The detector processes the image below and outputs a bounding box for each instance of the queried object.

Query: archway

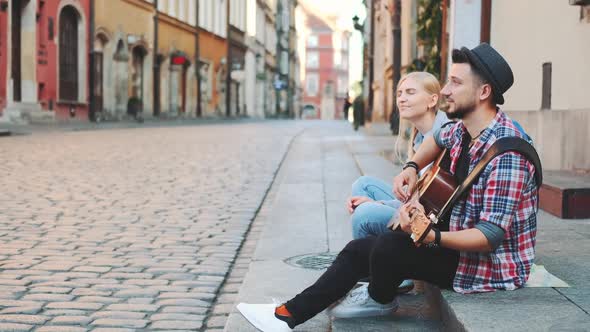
[131,46,147,101]
[93,32,109,115]
[113,39,129,117]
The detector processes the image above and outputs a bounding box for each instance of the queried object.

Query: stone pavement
[0,120,304,331]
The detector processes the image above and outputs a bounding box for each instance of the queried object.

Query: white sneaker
[397,279,415,294]
[328,284,399,318]
[237,303,293,332]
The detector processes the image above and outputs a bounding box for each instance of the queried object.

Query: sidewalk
[0,116,255,136]
[223,120,590,331]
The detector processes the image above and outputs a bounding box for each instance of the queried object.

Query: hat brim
[460,47,505,105]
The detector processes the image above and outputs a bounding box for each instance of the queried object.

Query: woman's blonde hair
[397,71,441,112]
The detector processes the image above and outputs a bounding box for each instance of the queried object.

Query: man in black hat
[235,44,540,332]
[392,42,540,293]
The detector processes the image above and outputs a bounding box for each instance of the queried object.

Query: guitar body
[389,150,457,245]
[416,150,457,225]
[396,136,542,246]
[417,155,457,220]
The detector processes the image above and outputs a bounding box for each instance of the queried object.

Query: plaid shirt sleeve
[434,122,457,150]
[479,152,532,231]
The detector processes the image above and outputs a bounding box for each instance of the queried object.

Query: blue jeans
[351,176,402,240]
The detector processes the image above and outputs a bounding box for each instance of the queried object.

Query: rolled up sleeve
[479,152,532,232]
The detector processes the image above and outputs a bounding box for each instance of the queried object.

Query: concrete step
[539,170,590,219]
[0,102,56,124]
[432,209,590,331]
[332,290,442,332]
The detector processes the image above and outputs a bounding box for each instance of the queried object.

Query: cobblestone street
[0,121,302,331]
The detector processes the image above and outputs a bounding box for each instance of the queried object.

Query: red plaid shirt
[435,110,539,293]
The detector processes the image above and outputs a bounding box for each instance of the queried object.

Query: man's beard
[444,98,477,120]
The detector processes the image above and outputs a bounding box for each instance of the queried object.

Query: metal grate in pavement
[284,252,339,270]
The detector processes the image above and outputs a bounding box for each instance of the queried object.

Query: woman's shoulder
[433,111,453,131]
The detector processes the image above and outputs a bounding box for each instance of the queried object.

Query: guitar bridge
[429,213,439,224]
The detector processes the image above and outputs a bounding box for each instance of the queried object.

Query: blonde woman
[348,72,448,238]
[346,72,449,293]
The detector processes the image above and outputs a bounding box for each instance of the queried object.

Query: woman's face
[396,77,438,121]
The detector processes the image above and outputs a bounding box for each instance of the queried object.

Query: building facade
[244,0,269,118]
[0,0,91,122]
[155,0,198,118]
[228,0,246,117]
[94,0,154,120]
[0,0,293,124]
[198,0,229,117]
[274,0,297,118]
[264,0,277,117]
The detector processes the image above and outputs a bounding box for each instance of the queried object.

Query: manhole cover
[284,252,338,270]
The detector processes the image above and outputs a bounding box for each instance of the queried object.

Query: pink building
[299,5,350,120]
[0,0,91,122]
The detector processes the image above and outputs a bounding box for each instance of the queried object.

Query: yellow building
[94,0,155,119]
[198,0,230,117]
[156,0,198,117]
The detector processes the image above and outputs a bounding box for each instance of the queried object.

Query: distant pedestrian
[352,95,364,131]
[343,94,352,120]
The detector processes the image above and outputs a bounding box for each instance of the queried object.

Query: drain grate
[284,252,339,270]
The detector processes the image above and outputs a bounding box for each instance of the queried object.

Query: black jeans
[284,231,459,326]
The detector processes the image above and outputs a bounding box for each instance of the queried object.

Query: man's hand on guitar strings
[398,203,414,235]
[399,201,427,235]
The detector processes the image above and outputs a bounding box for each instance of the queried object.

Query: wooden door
[94,52,103,112]
[59,6,78,101]
[11,0,22,102]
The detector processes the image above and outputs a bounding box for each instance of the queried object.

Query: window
[59,6,78,101]
[168,0,177,17]
[178,0,187,22]
[188,0,196,26]
[334,50,341,68]
[306,74,319,97]
[307,52,319,68]
[307,34,318,47]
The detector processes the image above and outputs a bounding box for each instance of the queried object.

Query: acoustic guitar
[389,137,543,246]
[388,150,455,246]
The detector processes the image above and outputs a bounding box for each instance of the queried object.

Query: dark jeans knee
[368,232,413,303]
[370,231,413,265]
[336,236,376,276]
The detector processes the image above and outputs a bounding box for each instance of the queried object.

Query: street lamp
[352,15,364,32]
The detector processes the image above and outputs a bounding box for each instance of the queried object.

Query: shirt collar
[456,109,504,155]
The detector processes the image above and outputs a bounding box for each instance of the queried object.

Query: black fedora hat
[460,43,514,105]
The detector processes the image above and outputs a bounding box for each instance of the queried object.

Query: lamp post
[353,1,374,124]
[390,0,401,135]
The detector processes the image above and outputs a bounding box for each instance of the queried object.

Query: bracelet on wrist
[403,161,419,172]
[433,228,441,246]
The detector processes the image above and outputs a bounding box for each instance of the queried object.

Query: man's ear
[479,84,493,102]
